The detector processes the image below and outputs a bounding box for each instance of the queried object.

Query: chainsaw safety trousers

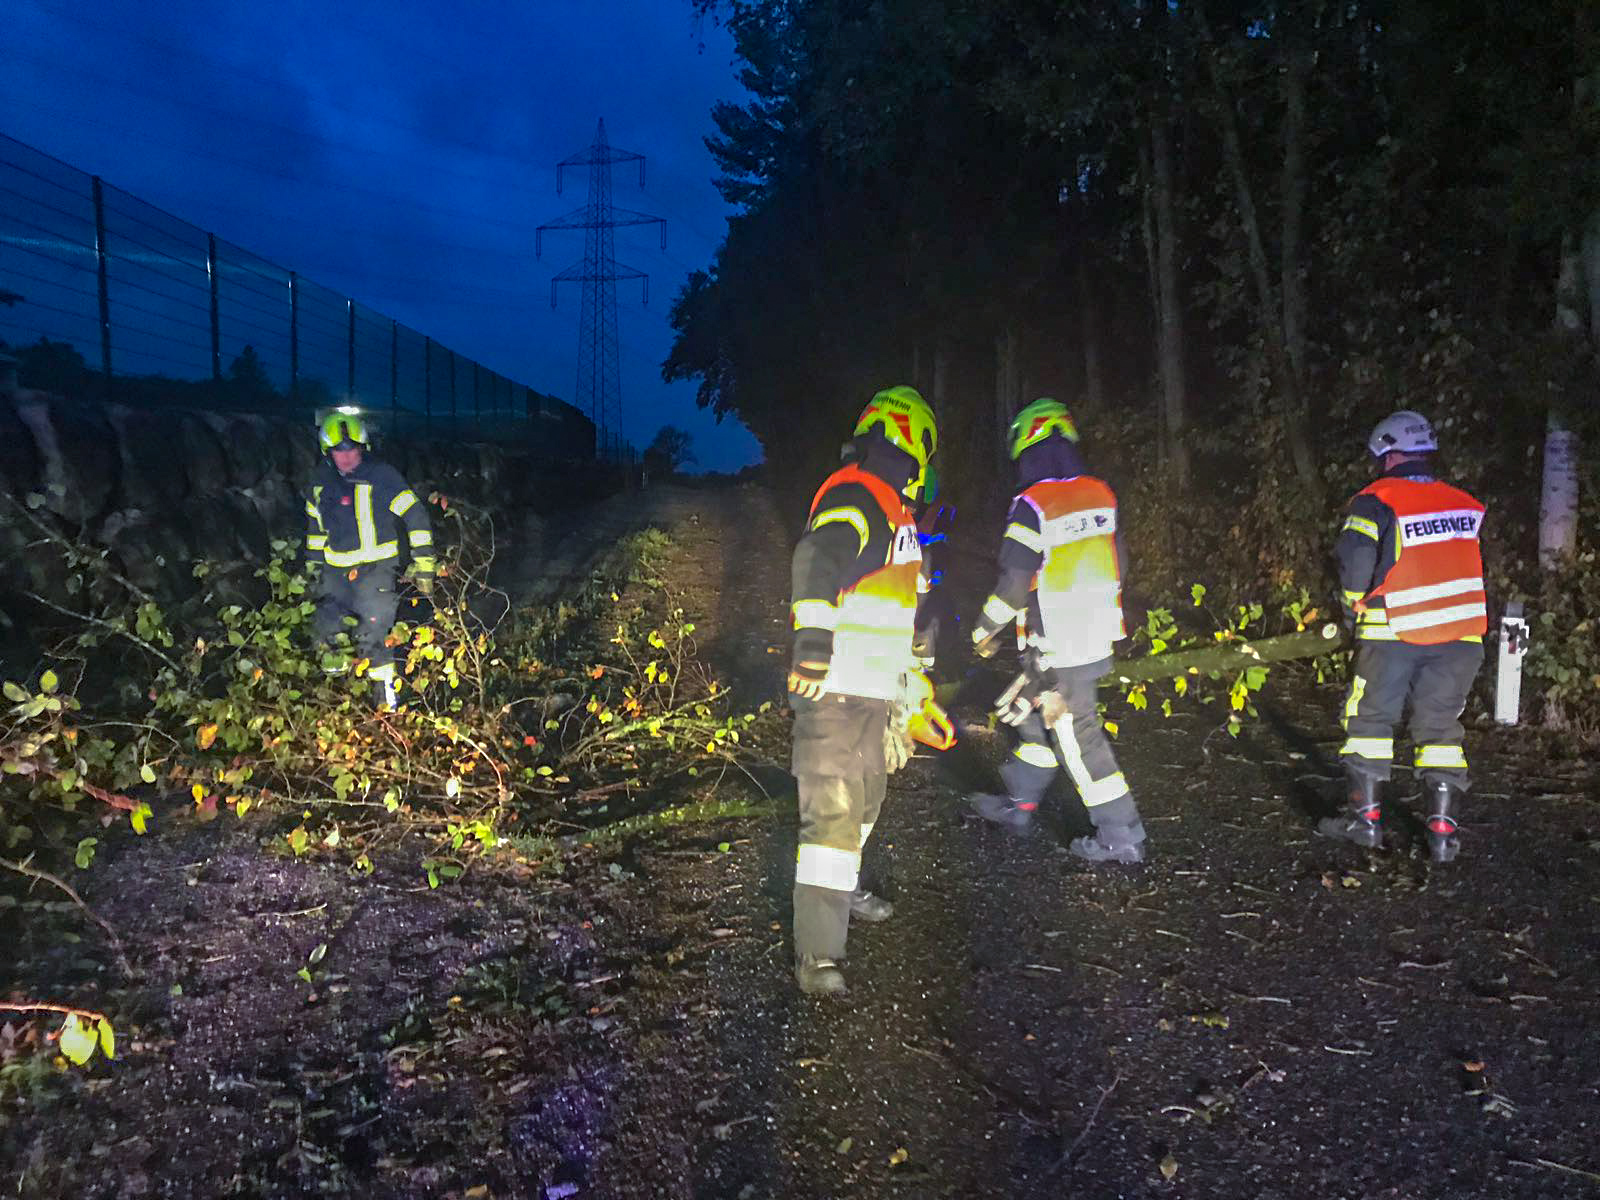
[999,661,1139,828]
[791,695,889,964]
[1340,641,1482,790]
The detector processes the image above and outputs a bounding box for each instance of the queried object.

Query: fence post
[347,298,356,403]
[207,232,221,381]
[424,336,433,430]
[289,270,300,404]
[449,350,457,426]
[389,320,398,419]
[90,176,112,390]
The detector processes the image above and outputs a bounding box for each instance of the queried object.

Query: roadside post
[1494,600,1529,725]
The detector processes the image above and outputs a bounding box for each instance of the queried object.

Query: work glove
[884,704,916,774]
[993,672,1041,726]
[787,661,829,701]
[911,617,940,670]
[972,623,1004,660]
[414,573,435,598]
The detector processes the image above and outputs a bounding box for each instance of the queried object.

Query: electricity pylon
[536,119,664,454]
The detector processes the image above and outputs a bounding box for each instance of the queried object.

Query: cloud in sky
[2,0,761,469]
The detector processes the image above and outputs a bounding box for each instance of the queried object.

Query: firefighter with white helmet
[1324,410,1487,861]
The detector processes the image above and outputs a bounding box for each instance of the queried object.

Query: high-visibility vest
[1359,476,1486,645]
[807,465,922,700]
[1020,476,1125,667]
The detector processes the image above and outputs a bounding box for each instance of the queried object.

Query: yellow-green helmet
[319,410,370,452]
[1008,397,1078,460]
[854,385,938,470]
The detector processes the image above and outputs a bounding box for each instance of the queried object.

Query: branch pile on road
[1,494,778,1064]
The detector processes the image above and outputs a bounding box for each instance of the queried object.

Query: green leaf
[58,1015,97,1065]
[297,967,313,983]
[1190,583,1206,606]
[38,669,59,695]
[96,1018,115,1060]
[130,802,152,835]
[74,837,98,869]
[140,764,157,784]
[2,681,27,703]
[308,942,328,965]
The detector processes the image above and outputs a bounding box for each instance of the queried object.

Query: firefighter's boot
[1317,772,1384,848]
[1070,794,1147,864]
[849,889,894,922]
[1425,779,1461,863]
[793,882,851,997]
[794,956,848,996]
[967,793,1036,834]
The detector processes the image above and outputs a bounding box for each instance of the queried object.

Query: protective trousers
[312,563,400,689]
[1340,640,1483,789]
[790,694,889,964]
[1003,661,1138,830]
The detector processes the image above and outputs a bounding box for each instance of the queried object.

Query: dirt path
[584,485,1600,1199]
[5,484,1598,1199]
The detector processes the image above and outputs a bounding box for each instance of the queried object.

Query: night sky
[2,0,762,470]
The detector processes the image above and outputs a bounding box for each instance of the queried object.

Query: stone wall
[0,387,623,637]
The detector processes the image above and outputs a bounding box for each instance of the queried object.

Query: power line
[2,94,542,237]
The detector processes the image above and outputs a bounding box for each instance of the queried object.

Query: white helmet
[1367,410,1437,458]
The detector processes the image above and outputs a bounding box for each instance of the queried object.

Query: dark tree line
[668,3,1600,611]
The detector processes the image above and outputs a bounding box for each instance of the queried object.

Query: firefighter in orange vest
[967,399,1147,864]
[787,385,935,996]
[1322,410,1486,862]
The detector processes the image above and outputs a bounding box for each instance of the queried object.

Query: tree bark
[1542,230,1584,567]
[1281,40,1311,388]
[1151,108,1190,489]
[1196,5,1322,504]
[1077,253,1106,414]
[1107,623,1343,683]
[1539,27,1595,570]
[995,324,1020,474]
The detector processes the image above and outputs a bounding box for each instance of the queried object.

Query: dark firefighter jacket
[305,458,435,575]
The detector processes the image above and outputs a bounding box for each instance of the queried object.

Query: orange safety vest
[807,465,922,700]
[1019,476,1125,667]
[1359,476,1487,645]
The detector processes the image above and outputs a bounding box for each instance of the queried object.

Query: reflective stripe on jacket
[1357,476,1486,645]
[1020,476,1125,667]
[306,460,435,574]
[801,465,921,700]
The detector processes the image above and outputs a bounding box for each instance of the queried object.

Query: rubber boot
[1317,772,1384,848]
[1425,779,1460,863]
[1070,794,1147,864]
[849,889,894,922]
[967,793,1036,834]
[794,883,851,997]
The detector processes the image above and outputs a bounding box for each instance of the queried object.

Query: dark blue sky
[3,0,761,470]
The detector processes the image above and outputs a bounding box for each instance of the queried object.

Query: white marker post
[1494,600,1529,725]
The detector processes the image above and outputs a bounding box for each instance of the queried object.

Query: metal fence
[0,133,598,456]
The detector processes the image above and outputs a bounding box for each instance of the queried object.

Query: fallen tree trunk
[1107,622,1344,683]
[935,623,1345,708]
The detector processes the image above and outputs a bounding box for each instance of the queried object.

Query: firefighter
[966,398,1147,864]
[305,411,435,707]
[788,385,936,996]
[1322,411,1486,862]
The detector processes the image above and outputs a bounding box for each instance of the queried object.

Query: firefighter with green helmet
[787,385,937,996]
[305,410,434,707]
[966,398,1148,863]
